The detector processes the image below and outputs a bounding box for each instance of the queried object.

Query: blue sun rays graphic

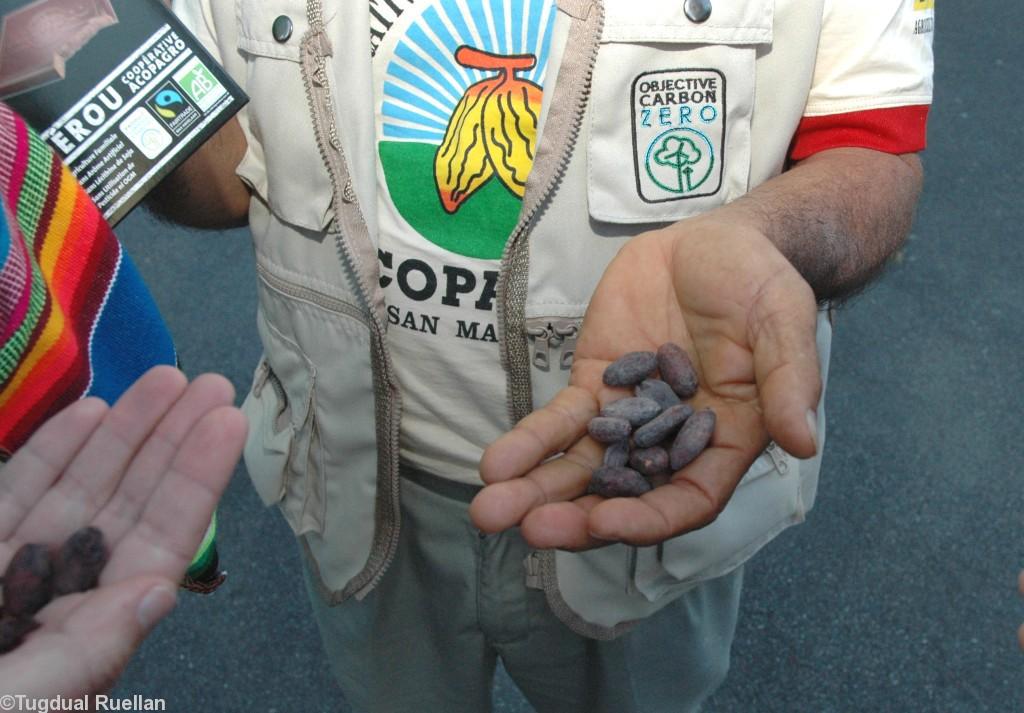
[381,0,556,143]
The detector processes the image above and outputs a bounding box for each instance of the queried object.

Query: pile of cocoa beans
[587,343,715,498]
[0,526,108,653]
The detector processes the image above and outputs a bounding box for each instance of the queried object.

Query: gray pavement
[110,3,1022,711]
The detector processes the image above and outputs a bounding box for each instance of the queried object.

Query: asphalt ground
[110,3,1021,711]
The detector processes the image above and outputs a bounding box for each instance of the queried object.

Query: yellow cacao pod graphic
[435,46,543,214]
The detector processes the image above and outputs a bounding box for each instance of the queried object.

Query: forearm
[711,147,924,303]
[147,117,251,230]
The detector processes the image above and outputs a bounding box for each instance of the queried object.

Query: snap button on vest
[272,15,294,43]
[683,0,712,23]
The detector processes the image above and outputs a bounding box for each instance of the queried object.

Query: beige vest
[205,0,837,638]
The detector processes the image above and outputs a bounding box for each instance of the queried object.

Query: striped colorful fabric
[0,101,176,458]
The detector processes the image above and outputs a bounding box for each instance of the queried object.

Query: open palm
[0,367,245,696]
[471,219,821,549]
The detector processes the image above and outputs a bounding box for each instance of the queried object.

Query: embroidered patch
[631,69,725,204]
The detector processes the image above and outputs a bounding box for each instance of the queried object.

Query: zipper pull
[766,441,791,476]
[551,320,579,370]
[526,318,582,372]
[252,359,271,397]
[526,322,552,371]
[523,552,543,590]
[625,547,638,595]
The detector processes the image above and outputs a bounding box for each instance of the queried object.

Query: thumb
[8,576,178,697]
[750,272,821,459]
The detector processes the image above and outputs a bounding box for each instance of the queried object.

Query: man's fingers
[15,367,189,543]
[587,404,762,545]
[471,441,602,533]
[750,273,821,459]
[520,497,607,551]
[586,450,748,545]
[0,398,108,543]
[91,373,236,548]
[102,405,245,584]
[480,386,598,484]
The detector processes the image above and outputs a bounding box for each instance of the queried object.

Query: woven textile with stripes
[0,101,176,458]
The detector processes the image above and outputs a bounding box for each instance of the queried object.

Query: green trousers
[302,465,743,713]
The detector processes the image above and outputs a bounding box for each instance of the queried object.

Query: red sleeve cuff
[788,105,930,161]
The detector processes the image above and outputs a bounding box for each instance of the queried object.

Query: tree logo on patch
[646,128,715,195]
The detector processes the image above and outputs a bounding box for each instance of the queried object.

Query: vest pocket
[631,444,801,602]
[234,0,334,231]
[241,307,326,537]
[587,0,774,224]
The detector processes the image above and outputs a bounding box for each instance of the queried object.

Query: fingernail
[806,409,819,455]
[137,584,177,632]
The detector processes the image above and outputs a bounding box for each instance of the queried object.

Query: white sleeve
[804,0,934,117]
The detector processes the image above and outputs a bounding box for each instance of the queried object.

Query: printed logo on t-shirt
[370,1,557,479]
[631,68,725,204]
[373,0,556,260]
[912,0,935,34]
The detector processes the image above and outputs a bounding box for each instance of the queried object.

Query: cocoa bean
[603,439,631,468]
[669,408,716,471]
[602,351,657,387]
[54,527,109,596]
[587,416,632,443]
[600,397,661,427]
[0,615,40,654]
[587,466,652,498]
[2,544,54,619]
[635,379,681,410]
[657,343,699,399]
[629,446,670,477]
[632,404,693,448]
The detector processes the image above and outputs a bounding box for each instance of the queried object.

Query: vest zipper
[498,1,605,427]
[491,2,631,641]
[301,0,402,602]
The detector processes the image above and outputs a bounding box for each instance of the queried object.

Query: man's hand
[470,217,820,550]
[0,367,246,696]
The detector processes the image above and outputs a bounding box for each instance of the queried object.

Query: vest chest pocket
[234,0,334,232]
[587,0,773,224]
